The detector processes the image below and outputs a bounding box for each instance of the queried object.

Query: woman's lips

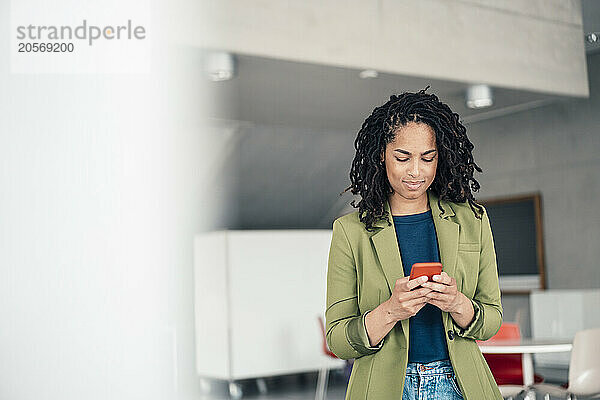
[403,180,424,190]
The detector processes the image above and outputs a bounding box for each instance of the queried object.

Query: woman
[325,87,503,400]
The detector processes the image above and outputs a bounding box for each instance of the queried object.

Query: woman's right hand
[384,276,433,322]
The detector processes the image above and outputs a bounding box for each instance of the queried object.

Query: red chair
[477,323,544,399]
[481,323,523,385]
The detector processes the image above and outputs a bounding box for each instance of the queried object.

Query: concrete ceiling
[206,53,576,132]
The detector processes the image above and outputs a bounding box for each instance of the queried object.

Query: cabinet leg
[256,378,267,395]
[199,378,211,394]
[228,381,243,399]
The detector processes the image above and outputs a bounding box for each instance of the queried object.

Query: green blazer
[325,189,503,400]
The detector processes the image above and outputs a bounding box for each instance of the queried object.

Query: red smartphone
[409,262,443,282]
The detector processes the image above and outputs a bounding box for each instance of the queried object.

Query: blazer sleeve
[451,206,503,341]
[325,219,384,360]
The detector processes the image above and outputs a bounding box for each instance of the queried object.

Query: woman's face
[381,121,438,202]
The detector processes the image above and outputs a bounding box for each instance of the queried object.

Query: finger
[421,281,448,293]
[405,296,429,309]
[408,287,433,298]
[428,298,449,312]
[403,289,430,302]
[426,294,446,304]
[432,272,454,286]
[406,276,428,291]
[425,291,440,300]
[426,291,453,302]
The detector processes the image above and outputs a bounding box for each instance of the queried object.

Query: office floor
[199,369,348,400]
[199,366,582,400]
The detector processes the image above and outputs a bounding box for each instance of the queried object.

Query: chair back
[490,322,521,341]
[569,327,600,396]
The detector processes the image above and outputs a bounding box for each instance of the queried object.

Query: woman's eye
[395,157,435,162]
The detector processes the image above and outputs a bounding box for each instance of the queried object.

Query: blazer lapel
[371,201,410,339]
[371,200,404,295]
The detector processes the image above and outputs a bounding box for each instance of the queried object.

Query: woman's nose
[409,159,420,177]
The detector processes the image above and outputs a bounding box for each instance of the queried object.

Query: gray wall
[464,52,600,335]
[468,53,600,292]
[232,124,355,229]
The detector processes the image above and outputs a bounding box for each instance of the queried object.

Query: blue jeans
[402,359,464,400]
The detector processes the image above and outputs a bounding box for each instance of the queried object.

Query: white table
[478,338,572,391]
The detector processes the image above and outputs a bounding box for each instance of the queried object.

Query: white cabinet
[193,230,345,380]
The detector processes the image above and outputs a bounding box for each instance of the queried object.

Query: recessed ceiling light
[586,32,598,44]
[466,84,493,109]
[204,51,236,81]
[359,69,379,79]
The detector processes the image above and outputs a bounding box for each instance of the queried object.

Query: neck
[388,192,430,216]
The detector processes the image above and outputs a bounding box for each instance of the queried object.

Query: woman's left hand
[421,271,464,313]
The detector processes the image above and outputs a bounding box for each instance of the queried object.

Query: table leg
[522,353,536,400]
[522,353,534,386]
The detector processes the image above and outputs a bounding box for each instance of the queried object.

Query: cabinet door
[228,230,343,378]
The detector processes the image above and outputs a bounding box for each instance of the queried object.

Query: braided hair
[341,86,484,232]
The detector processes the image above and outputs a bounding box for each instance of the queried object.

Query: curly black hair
[341,86,484,232]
